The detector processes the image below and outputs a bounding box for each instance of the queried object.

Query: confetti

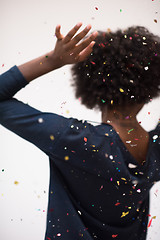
[120,9,122,12]
[121,211,129,218]
[128,128,134,133]
[45,56,48,58]
[132,180,139,185]
[2,64,4,67]
[2,169,4,172]
[78,210,82,215]
[153,135,158,140]
[99,185,103,190]
[14,181,19,185]
[84,137,87,142]
[64,156,69,161]
[112,234,118,238]
[38,118,43,123]
[57,233,61,236]
[115,202,121,206]
[119,88,124,92]
[144,66,149,70]
[50,135,54,141]
[148,218,152,228]
[154,19,157,23]
[91,61,96,65]
[95,7,98,10]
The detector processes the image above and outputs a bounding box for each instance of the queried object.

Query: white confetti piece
[128,163,137,168]
[38,118,43,123]
[153,135,158,140]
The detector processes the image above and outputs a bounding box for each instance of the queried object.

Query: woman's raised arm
[18,23,98,83]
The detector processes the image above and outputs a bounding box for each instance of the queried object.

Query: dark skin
[102,103,149,165]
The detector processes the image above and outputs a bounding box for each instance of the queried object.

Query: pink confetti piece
[112,234,118,238]
[57,233,61,236]
[91,61,96,65]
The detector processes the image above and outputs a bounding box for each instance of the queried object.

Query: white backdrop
[0,0,160,239]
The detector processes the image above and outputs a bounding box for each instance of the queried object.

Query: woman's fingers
[63,22,83,43]
[74,31,98,56]
[54,23,98,64]
[65,24,92,51]
[55,25,64,40]
[77,41,96,62]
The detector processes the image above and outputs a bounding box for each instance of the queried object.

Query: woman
[0,23,159,240]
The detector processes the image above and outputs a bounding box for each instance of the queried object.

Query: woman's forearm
[17,50,59,83]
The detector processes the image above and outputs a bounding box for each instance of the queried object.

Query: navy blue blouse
[0,66,160,240]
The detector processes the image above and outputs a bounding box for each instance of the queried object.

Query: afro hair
[71,26,160,111]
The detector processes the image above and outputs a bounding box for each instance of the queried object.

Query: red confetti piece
[115,202,121,206]
[148,218,152,228]
[84,137,87,142]
[148,112,150,115]
[112,234,118,238]
[154,19,157,23]
[95,7,98,10]
[47,238,51,240]
[2,64,4,67]
[91,61,96,65]
[99,43,105,47]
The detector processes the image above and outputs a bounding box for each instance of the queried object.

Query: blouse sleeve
[0,66,71,157]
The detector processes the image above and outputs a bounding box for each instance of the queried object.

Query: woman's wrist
[17,50,63,83]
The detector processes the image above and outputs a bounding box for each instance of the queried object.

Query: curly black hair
[71,26,160,111]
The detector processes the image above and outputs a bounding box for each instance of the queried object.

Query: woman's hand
[52,22,98,67]
[18,23,98,83]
